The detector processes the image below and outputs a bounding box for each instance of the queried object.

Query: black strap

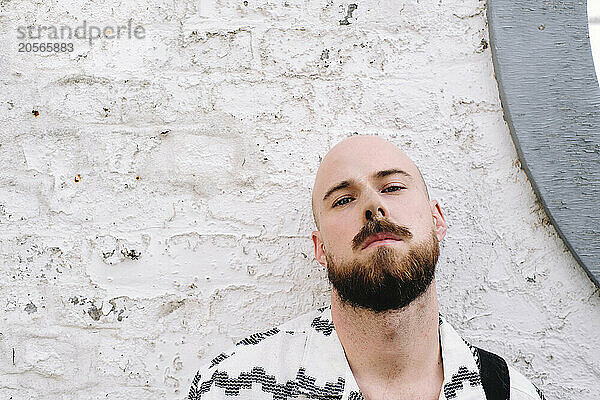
[476,347,510,400]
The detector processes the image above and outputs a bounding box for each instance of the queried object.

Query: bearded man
[188,136,545,400]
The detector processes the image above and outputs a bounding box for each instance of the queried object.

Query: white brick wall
[0,1,598,398]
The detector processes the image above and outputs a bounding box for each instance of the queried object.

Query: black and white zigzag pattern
[210,352,233,369]
[463,340,481,370]
[188,367,345,400]
[191,312,550,400]
[348,391,364,400]
[443,366,481,399]
[236,328,280,346]
[311,316,335,336]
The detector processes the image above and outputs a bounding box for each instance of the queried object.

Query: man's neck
[330,282,443,400]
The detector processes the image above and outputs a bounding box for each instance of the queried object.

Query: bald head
[311,136,429,228]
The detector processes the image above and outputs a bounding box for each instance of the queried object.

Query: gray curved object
[487,0,600,287]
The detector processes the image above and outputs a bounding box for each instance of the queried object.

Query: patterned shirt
[189,306,545,400]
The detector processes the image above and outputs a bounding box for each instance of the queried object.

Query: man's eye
[333,197,353,207]
[382,185,405,193]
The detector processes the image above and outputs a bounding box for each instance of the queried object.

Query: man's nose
[365,207,385,221]
[364,195,386,221]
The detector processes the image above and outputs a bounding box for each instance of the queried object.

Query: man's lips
[361,232,402,249]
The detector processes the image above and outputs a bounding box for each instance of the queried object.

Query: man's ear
[430,200,447,242]
[311,230,327,267]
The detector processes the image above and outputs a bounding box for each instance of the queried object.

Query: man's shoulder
[188,307,333,400]
[474,344,545,400]
[203,307,321,368]
[445,318,546,400]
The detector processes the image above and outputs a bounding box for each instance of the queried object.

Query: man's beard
[325,219,439,313]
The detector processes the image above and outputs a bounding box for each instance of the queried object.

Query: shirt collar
[438,316,487,400]
[302,307,487,400]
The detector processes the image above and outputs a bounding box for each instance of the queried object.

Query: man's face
[311,136,447,312]
[325,226,440,312]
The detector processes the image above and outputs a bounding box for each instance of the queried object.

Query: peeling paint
[24,302,37,314]
[0,1,596,399]
[339,4,358,26]
[87,304,102,321]
[120,248,141,261]
[160,300,185,317]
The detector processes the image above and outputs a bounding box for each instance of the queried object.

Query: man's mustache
[352,217,413,251]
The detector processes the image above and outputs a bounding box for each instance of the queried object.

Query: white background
[1,1,599,399]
